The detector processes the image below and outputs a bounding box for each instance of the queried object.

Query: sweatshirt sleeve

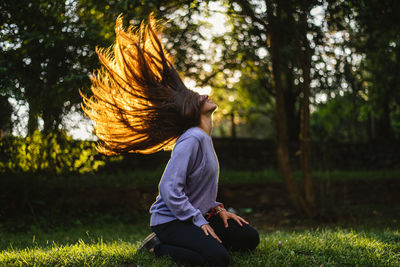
[158,136,209,228]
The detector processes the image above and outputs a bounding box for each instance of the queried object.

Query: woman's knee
[231,225,260,251]
[245,226,260,250]
[203,246,230,267]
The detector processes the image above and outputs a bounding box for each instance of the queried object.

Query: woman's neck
[199,114,212,136]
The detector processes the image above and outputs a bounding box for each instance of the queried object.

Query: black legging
[151,215,260,266]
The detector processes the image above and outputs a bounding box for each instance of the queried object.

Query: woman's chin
[209,104,217,113]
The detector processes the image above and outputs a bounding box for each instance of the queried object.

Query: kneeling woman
[81,13,259,266]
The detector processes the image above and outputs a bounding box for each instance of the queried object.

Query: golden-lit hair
[80,13,201,155]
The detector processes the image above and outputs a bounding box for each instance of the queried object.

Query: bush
[0,131,107,175]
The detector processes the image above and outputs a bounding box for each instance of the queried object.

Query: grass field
[1,206,400,267]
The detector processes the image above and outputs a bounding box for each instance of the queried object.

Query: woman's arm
[158,136,208,228]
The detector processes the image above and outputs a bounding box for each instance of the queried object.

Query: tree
[0,0,93,134]
[0,95,13,137]
[310,92,368,142]
[0,0,208,136]
[1,1,87,134]
[325,0,400,142]
[209,0,320,216]
[204,4,275,138]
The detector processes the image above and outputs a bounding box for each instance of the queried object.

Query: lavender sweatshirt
[149,126,221,228]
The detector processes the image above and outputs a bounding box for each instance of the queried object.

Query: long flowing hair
[80,13,202,155]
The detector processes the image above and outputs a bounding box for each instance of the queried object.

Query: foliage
[0,0,93,134]
[0,0,209,135]
[0,131,105,175]
[311,91,368,142]
[325,0,400,141]
[204,0,277,138]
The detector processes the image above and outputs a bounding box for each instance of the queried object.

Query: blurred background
[1,0,400,229]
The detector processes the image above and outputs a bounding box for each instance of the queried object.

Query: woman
[81,13,259,266]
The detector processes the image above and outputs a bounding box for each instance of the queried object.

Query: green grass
[1,212,399,266]
[1,228,399,266]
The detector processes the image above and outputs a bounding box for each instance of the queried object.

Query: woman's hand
[200,224,222,243]
[219,210,249,228]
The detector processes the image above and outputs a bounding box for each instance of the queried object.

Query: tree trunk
[27,99,39,136]
[42,109,62,134]
[266,0,314,216]
[283,68,300,142]
[367,112,376,141]
[374,94,395,142]
[294,4,316,215]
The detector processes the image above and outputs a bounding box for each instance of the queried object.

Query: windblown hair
[81,13,202,155]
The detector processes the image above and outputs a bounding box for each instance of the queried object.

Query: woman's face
[199,94,217,114]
